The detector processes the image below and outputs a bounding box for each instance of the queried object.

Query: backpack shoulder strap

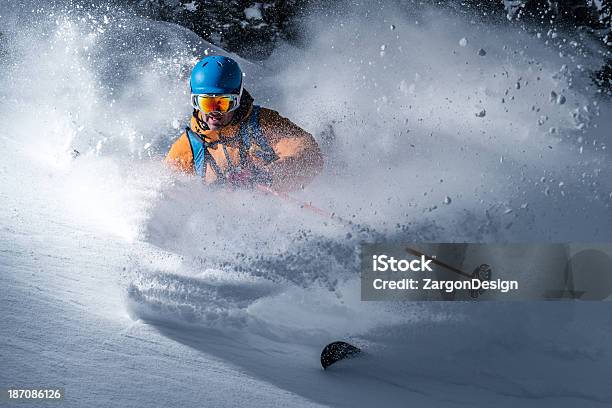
[186,128,207,177]
[185,128,224,180]
[242,105,279,164]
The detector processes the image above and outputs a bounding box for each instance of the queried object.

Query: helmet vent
[201,62,208,67]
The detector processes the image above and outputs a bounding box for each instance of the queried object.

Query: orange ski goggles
[191,94,241,114]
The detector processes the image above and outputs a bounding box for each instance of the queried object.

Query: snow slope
[1,1,611,407]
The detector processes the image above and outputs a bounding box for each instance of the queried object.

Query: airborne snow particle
[459,38,468,47]
[478,48,486,56]
[184,1,197,12]
[550,91,557,102]
[443,196,452,205]
[390,24,396,31]
[556,94,566,105]
[244,4,263,20]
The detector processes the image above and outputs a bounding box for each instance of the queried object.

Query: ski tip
[320,341,361,370]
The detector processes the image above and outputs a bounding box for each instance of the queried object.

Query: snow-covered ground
[1,1,611,407]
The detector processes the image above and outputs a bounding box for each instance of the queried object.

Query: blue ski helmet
[190,55,243,95]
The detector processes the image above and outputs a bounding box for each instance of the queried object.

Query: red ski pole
[255,184,339,220]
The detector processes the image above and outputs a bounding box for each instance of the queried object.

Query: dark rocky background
[123,0,611,94]
[129,0,310,60]
[127,1,609,57]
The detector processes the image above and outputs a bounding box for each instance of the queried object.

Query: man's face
[205,111,234,130]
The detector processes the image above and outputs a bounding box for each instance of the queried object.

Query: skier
[166,55,323,192]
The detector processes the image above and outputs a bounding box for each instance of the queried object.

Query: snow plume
[1,0,611,329]
[263,0,612,241]
[0,4,199,240]
[0,2,414,335]
[119,0,612,341]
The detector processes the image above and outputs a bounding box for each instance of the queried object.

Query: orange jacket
[165,96,323,192]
